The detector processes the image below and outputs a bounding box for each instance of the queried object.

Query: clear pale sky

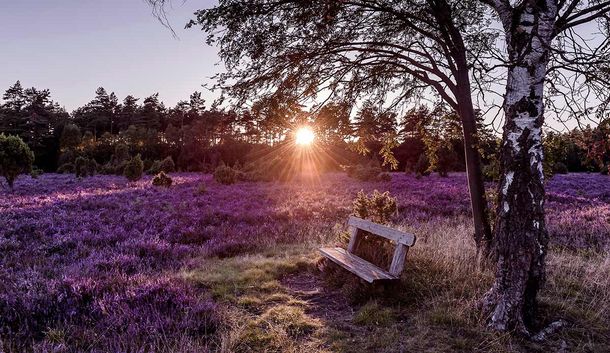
[0,0,219,111]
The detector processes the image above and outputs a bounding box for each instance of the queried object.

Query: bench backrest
[346,216,416,277]
[348,216,416,246]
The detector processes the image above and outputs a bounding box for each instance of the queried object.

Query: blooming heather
[0,172,608,350]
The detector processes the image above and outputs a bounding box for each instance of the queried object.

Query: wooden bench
[319,216,416,283]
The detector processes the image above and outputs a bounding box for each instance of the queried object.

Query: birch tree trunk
[482,0,557,334]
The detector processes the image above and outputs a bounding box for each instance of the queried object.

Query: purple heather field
[1,172,609,350]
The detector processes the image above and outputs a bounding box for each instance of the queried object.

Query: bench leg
[389,244,409,277]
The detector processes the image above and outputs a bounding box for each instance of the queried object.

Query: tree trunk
[455,78,493,258]
[482,1,556,335]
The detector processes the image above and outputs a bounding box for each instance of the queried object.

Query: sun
[295,126,315,146]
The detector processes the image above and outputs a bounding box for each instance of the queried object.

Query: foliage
[60,124,81,151]
[352,190,397,225]
[553,162,569,175]
[123,154,144,182]
[414,153,431,179]
[74,157,89,178]
[0,134,34,190]
[2,172,610,350]
[57,163,75,174]
[213,164,237,185]
[159,156,175,173]
[152,171,173,187]
[345,161,384,182]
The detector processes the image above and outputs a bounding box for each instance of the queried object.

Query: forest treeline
[0,81,608,177]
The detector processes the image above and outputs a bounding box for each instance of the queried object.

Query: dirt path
[281,272,354,323]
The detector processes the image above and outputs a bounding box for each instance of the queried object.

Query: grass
[179,215,609,353]
[3,172,608,352]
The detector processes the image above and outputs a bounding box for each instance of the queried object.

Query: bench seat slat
[319,247,397,283]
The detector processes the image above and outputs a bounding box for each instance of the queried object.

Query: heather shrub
[123,154,143,182]
[57,163,75,174]
[196,181,207,194]
[74,156,88,178]
[0,134,34,190]
[214,164,237,185]
[553,162,569,174]
[414,153,430,178]
[152,171,172,187]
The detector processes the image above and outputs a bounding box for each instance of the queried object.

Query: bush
[0,134,34,190]
[482,163,500,182]
[553,162,569,174]
[414,153,430,178]
[74,156,88,178]
[601,164,609,176]
[99,162,115,175]
[57,163,75,174]
[124,155,144,182]
[352,190,397,224]
[152,171,173,187]
[349,190,398,269]
[160,156,175,173]
[213,164,237,185]
[86,158,98,176]
[30,167,43,179]
[345,162,383,181]
[147,160,161,175]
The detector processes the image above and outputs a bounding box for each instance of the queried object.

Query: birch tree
[479,0,610,334]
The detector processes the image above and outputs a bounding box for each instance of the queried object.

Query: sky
[0,0,220,111]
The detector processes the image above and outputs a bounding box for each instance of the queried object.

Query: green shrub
[160,156,175,173]
[0,134,34,190]
[482,163,500,182]
[345,162,384,181]
[99,162,115,175]
[112,143,130,163]
[30,167,43,179]
[86,158,98,176]
[414,153,430,178]
[114,161,128,176]
[553,162,569,174]
[352,190,397,224]
[74,157,88,178]
[57,163,75,174]
[213,164,237,185]
[123,154,144,182]
[147,160,161,175]
[152,171,172,187]
[143,158,154,173]
[349,190,398,269]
